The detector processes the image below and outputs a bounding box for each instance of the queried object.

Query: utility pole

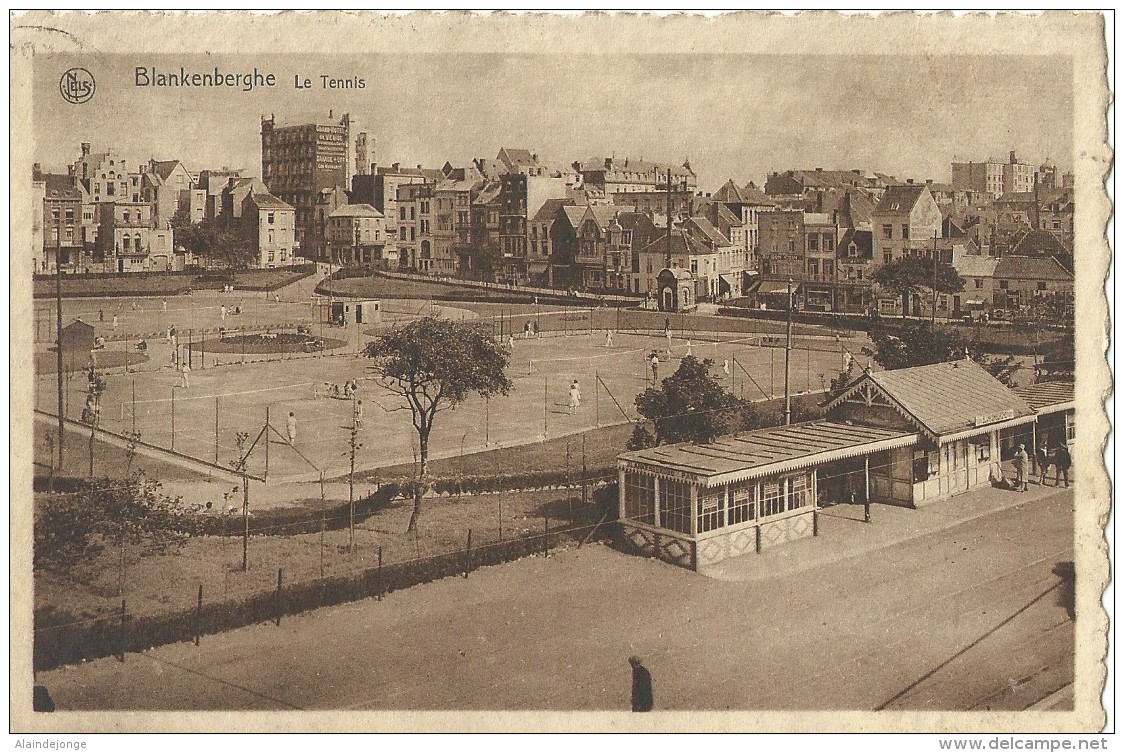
[665,169,673,271]
[930,231,938,326]
[55,228,65,469]
[784,277,793,425]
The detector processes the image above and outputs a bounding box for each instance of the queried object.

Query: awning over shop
[757,281,799,296]
[718,273,739,293]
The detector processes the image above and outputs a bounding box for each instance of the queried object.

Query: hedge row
[390,469,618,497]
[191,484,402,537]
[32,265,316,299]
[717,306,1071,356]
[33,519,614,671]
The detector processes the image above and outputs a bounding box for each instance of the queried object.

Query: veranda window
[761,480,785,517]
[659,479,692,534]
[697,487,724,533]
[623,472,655,525]
[728,482,756,525]
[787,473,811,511]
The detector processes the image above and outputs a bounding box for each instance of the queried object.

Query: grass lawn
[357,423,634,484]
[34,487,591,629]
[353,391,828,486]
[32,430,212,484]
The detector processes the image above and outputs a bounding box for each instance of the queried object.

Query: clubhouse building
[617,359,1074,570]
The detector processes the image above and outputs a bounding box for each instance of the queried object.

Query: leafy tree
[870,321,968,370]
[871,256,965,318]
[871,321,1023,385]
[971,351,1020,387]
[365,317,513,532]
[826,356,861,398]
[33,473,195,572]
[176,217,257,269]
[629,356,755,448]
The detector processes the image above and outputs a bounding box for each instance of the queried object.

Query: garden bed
[191,333,347,354]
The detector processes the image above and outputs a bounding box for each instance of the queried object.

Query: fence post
[813,508,819,537]
[864,498,871,524]
[194,584,203,646]
[320,513,326,578]
[543,517,550,557]
[755,524,762,554]
[118,598,127,662]
[377,546,383,601]
[275,568,283,626]
[498,497,503,542]
[464,529,473,578]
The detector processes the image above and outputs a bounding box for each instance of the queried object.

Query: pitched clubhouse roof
[826,360,1036,440]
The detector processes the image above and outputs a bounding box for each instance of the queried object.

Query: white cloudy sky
[34,53,1074,190]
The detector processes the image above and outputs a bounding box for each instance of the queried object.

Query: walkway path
[36,485,1076,719]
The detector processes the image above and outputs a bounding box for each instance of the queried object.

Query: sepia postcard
[9,10,1112,734]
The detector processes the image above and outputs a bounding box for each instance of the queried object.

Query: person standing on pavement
[1054,443,1071,488]
[1036,442,1051,486]
[650,352,660,384]
[568,380,581,414]
[1013,444,1030,491]
[180,362,190,389]
[354,399,363,428]
[629,656,653,712]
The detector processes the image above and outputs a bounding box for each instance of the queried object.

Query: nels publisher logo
[60,67,95,104]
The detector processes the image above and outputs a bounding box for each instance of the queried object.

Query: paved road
[40,489,1074,712]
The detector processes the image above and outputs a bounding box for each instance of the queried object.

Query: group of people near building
[1010,441,1072,491]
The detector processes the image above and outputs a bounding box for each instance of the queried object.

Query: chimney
[416,164,422,171]
[926,179,933,184]
[1009,151,1016,164]
[392,162,400,171]
[604,157,613,169]
[329,109,333,119]
[32,162,41,178]
[906,179,914,185]
[80,142,90,157]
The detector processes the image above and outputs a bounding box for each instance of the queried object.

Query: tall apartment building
[951,151,1039,199]
[260,112,369,257]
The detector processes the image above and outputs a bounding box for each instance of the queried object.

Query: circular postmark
[59,68,95,104]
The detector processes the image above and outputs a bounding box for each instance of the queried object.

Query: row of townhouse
[34,146,187,274]
[34,141,313,274]
[754,179,1074,319]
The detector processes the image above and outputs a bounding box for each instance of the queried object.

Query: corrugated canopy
[1011,381,1075,414]
[619,420,917,486]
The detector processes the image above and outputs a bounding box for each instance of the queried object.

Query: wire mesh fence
[33,482,615,671]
